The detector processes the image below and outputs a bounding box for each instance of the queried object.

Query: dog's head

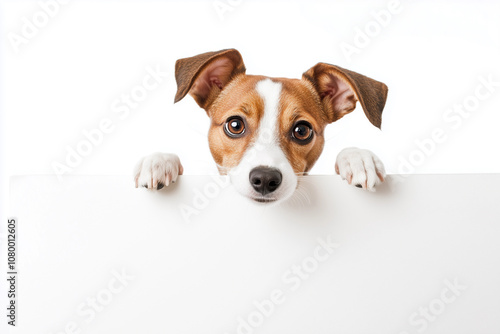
[174,49,388,204]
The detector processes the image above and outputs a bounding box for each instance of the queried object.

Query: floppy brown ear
[302,63,388,129]
[174,48,246,111]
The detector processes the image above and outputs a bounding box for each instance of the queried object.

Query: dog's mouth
[251,196,278,204]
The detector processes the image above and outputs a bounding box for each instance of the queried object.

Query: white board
[4,174,500,334]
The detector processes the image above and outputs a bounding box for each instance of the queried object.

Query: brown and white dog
[134,49,388,204]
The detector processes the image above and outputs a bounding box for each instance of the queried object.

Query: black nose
[249,167,282,195]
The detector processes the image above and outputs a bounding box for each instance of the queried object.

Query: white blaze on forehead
[255,79,282,146]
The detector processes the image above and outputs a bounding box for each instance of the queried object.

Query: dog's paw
[335,147,385,192]
[134,153,183,190]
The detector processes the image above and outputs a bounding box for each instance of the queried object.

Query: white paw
[335,147,386,192]
[134,153,183,190]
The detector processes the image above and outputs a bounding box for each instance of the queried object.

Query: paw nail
[355,184,362,188]
[157,183,164,190]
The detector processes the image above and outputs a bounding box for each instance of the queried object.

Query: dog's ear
[174,49,246,111]
[302,63,388,129]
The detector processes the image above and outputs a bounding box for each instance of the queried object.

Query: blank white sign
[6,174,500,334]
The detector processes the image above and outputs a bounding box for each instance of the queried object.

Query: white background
[1,1,500,333]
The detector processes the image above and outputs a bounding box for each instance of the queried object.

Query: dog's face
[205,75,327,203]
[174,49,387,204]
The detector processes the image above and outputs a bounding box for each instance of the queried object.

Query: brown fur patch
[207,75,266,173]
[277,78,329,173]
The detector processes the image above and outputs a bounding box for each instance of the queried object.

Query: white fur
[229,79,297,203]
[134,153,183,189]
[335,147,386,192]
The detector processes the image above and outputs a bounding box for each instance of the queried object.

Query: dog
[134,48,388,204]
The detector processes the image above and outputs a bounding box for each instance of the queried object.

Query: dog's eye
[291,121,313,144]
[224,116,246,138]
